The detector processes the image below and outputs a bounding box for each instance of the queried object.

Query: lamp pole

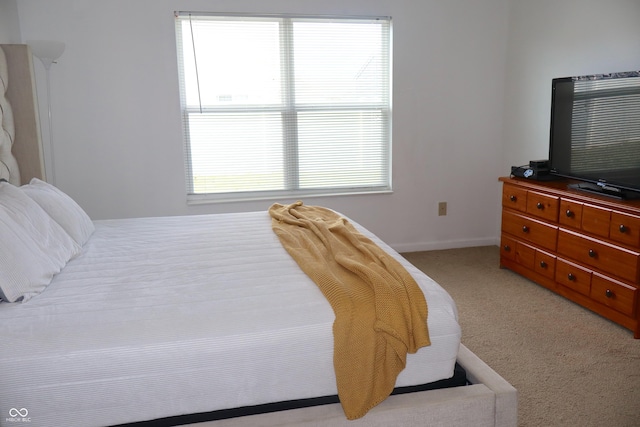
[28,40,65,185]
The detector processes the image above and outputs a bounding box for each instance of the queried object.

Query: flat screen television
[548,70,640,199]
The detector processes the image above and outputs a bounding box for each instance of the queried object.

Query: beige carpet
[402,246,640,427]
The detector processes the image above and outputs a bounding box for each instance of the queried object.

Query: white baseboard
[391,237,500,254]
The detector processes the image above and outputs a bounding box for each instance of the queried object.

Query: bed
[0,44,517,427]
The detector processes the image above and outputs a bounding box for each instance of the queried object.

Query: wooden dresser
[499,176,640,338]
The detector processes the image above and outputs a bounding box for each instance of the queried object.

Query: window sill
[186,188,393,205]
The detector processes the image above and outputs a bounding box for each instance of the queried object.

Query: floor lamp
[28,39,65,185]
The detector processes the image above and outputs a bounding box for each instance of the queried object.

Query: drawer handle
[536,202,544,210]
[605,289,614,298]
[503,245,511,252]
[567,273,575,281]
[619,224,628,233]
[566,209,574,218]
[588,249,597,258]
[540,261,547,268]
[509,195,517,202]
[522,225,529,233]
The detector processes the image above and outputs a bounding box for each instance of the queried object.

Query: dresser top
[500,176,640,214]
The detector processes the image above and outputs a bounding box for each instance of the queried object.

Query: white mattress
[0,211,461,427]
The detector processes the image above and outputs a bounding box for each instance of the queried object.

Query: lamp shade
[27,40,65,69]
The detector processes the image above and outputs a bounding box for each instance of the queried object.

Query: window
[175,12,392,202]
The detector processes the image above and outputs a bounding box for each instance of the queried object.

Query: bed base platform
[118,367,467,427]
[201,344,517,427]
[121,344,517,427]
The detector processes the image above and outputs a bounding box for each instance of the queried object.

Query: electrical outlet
[438,202,447,216]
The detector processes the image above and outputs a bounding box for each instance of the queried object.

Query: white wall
[12,0,511,251]
[0,0,20,43]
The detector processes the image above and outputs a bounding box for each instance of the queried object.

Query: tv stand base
[569,182,640,200]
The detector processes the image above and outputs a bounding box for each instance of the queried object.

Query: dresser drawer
[526,190,559,222]
[515,241,536,270]
[534,249,556,280]
[500,234,517,261]
[502,210,558,252]
[559,198,583,230]
[556,258,592,296]
[557,228,640,283]
[591,273,638,317]
[610,211,640,248]
[502,184,527,212]
[581,204,611,239]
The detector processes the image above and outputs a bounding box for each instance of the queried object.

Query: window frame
[175,12,393,204]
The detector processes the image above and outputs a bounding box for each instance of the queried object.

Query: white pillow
[21,178,95,246]
[0,182,81,302]
[0,220,60,302]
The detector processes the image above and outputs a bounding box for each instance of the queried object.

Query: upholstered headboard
[0,44,45,185]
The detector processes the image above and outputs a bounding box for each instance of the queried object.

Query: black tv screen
[548,70,640,196]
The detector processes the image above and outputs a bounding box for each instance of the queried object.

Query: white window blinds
[175,12,392,201]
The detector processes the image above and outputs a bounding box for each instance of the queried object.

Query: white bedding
[0,211,461,427]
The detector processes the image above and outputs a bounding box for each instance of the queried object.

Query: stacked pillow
[0,178,94,302]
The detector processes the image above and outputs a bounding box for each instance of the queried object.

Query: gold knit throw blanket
[269,201,431,420]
